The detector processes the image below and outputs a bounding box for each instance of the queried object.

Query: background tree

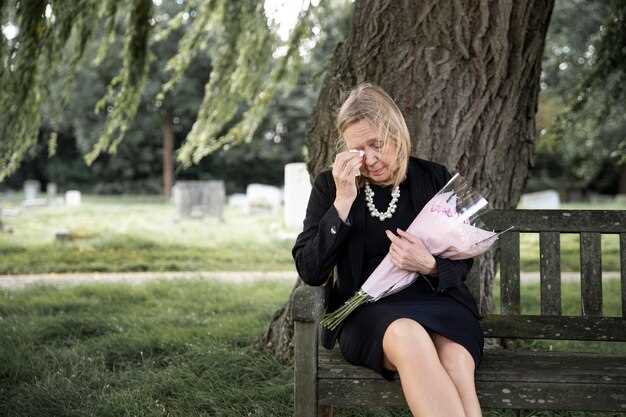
[0,0,316,182]
[530,0,626,197]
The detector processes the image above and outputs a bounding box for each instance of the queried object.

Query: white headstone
[227,193,249,212]
[284,163,312,230]
[46,182,57,200]
[65,190,82,207]
[172,180,225,219]
[246,184,282,213]
[517,190,560,209]
[23,180,40,202]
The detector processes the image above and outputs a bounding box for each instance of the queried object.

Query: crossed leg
[382,318,482,417]
[430,333,482,417]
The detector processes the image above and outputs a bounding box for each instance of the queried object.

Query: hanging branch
[0,0,321,181]
[177,0,316,167]
[84,0,153,164]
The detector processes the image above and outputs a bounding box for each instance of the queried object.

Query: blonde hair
[334,82,411,188]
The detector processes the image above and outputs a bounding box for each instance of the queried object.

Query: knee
[382,318,432,360]
[438,345,475,381]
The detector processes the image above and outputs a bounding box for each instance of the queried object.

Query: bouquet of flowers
[319,172,513,331]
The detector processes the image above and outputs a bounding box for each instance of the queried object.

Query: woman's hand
[385,228,437,275]
[332,150,363,221]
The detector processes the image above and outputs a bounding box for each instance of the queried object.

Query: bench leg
[319,405,334,417]
[294,320,318,417]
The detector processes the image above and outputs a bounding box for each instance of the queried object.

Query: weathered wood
[318,348,626,411]
[500,231,521,315]
[294,320,319,417]
[319,346,626,383]
[580,232,603,317]
[319,379,626,411]
[480,314,626,341]
[539,231,561,315]
[293,285,327,322]
[319,405,334,417]
[480,210,626,233]
[293,209,626,415]
[621,233,626,318]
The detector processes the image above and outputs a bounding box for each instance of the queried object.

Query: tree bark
[260,0,555,363]
[162,110,175,198]
[618,164,626,195]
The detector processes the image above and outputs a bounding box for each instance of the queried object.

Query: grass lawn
[0,194,623,274]
[0,278,624,416]
[0,195,295,274]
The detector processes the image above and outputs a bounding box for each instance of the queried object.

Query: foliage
[0,0,321,182]
[1,0,352,193]
[531,0,625,194]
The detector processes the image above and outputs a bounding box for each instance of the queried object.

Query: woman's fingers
[386,230,409,251]
[390,244,403,261]
[385,229,399,243]
[390,251,402,268]
[396,229,418,244]
[348,158,363,176]
[335,151,362,177]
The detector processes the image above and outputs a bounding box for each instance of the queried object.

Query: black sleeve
[291,170,354,286]
[428,165,474,293]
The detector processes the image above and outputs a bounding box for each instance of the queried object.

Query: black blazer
[292,156,483,350]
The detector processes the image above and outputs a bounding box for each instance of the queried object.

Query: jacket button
[330,226,337,234]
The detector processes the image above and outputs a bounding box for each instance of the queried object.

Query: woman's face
[343,118,397,184]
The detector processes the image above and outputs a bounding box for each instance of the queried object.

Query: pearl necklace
[364,180,400,221]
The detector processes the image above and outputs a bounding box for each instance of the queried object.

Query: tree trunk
[162,110,175,198]
[260,0,555,363]
[618,164,626,195]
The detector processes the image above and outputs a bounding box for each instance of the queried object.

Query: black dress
[337,177,485,381]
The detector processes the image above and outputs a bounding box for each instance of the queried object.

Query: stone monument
[172,180,225,219]
[284,163,312,230]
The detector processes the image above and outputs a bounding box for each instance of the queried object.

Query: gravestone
[46,182,57,200]
[65,190,82,207]
[517,189,560,209]
[246,183,282,214]
[23,180,47,207]
[172,180,225,219]
[227,193,249,212]
[23,180,40,202]
[284,163,312,230]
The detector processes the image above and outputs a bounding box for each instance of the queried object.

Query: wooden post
[294,319,318,417]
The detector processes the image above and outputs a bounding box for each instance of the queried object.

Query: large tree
[259,0,557,362]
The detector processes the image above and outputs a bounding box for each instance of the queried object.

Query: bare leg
[431,333,482,417]
[382,318,466,417]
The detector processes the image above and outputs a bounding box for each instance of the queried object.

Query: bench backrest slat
[539,231,561,316]
[481,315,626,341]
[499,230,520,315]
[478,209,626,341]
[580,232,603,317]
[621,233,626,318]
[481,209,626,233]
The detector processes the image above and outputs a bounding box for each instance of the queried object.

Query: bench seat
[317,346,626,411]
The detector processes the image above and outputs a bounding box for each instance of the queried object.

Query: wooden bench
[293,209,626,416]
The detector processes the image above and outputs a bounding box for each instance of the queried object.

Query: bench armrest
[293,283,329,322]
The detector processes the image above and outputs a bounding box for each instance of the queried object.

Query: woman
[292,82,484,417]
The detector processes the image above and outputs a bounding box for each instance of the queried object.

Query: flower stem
[319,290,370,331]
